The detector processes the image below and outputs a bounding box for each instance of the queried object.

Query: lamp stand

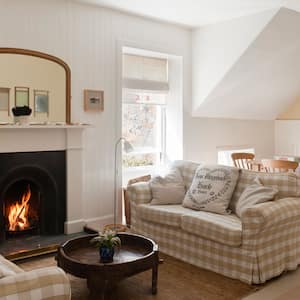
[104,137,127,233]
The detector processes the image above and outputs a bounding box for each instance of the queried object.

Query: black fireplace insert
[0,151,66,242]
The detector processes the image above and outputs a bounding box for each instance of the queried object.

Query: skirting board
[64,214,114,234]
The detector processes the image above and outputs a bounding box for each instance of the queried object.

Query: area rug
[17,253,260,300]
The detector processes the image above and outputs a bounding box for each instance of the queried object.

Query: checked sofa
[0,254,71,300]
[127,160,300,284]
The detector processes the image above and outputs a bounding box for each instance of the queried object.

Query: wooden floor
[17,253,258,300]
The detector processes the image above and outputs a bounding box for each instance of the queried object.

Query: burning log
[8,185,31,231]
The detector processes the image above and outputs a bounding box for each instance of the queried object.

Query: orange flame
[8,185,31,231]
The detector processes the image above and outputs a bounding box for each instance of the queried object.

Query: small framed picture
[84,89,104,112]
[15,87,29,107]
[34,90,49,116]
[0,87,10,115]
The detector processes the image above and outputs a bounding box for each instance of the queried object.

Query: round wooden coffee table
[57,232,159,299]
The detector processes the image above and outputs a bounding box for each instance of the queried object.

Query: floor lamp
[105,137,133,232]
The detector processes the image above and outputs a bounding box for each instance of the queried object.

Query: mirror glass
[0,52,69,123]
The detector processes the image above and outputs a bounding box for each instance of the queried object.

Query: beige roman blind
[122,54,169,92]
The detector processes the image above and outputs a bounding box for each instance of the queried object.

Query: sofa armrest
[0,266,71,300]
[241,197,300,249]
[126,181,152,205]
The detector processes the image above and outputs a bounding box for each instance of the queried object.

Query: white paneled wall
[0,0,276,229]
[0,0,191,228]
[275,120,300,156]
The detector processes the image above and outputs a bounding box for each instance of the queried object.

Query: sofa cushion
[235,177,279,218]
[0,255,23,278]
[181,212,242,246]
[171,160,201,190]
[137,204,193,227]
[230,170,298,212]
[150,169,186,205]
[183,164,239,214]
[0,264,15,278]
[297,174,300,196]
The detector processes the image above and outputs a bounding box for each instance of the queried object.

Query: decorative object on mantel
[0,87,10,115]
[15,87,29,107]
[12,106,32,125]
[104,138,133,233]
[34,90,49,116]
[84,89,104,112]
[90,230,121,263]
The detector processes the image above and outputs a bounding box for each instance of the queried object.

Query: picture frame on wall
[84,89,104,112]
[15,87,29,107]
[0,87,10,115]
[34,90,49,116]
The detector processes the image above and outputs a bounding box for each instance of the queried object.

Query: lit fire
[7,185,31,231]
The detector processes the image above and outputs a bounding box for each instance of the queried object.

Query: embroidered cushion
[150,169,186,205]
[235,177,278,218]
[183,164,239,214]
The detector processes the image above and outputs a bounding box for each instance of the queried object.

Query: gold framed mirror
[0,48,71,123]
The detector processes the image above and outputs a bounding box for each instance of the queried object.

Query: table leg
[152,262,158,295]
[87,277,113,300]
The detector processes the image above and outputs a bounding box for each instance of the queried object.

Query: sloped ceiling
[193,8,300,120]
[76,0,283,27]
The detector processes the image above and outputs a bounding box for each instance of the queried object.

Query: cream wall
[0,54,66,122]
[183,117,275,163]
[0,0,275,227]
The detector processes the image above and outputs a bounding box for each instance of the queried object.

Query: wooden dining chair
[261,159,299,173]
[231,153,255,169]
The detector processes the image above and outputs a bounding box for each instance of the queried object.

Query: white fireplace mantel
[0,125,89,234]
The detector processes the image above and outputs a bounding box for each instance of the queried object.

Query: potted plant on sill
[90,230,121,263]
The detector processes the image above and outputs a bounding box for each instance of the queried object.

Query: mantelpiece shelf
[0,124,91,129]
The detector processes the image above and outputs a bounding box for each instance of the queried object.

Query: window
[122,53,168,169]
[218,148,255,166]
[122,89,166,168]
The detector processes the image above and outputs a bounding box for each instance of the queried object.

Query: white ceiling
[75,0,287,27]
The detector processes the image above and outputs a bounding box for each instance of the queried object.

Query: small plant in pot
[90,230,121,263]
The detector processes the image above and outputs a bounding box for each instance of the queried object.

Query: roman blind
[122,54,169,92]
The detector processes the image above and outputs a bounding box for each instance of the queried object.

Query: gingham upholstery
[297,175,300,196]
[129,160,300,284]
[137,204,192,227]
[131,202,256,283]
[171,160,200,190]
[0,255,71,300]
[242,197,300,282]
[181,212,242,246]
[230,169,298,212]
[126,181,152,205]
[0,255,23,276]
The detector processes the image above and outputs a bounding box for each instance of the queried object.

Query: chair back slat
[231,153,255,170]
[261,159,298,173]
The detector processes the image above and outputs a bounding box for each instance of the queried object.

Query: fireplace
[0,151,66,242]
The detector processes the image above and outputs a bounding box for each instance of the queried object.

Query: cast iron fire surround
[0,151,66,242]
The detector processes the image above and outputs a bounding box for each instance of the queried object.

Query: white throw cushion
[182,164,239,214]
[150,169,186,205]
[235,177,278,218]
